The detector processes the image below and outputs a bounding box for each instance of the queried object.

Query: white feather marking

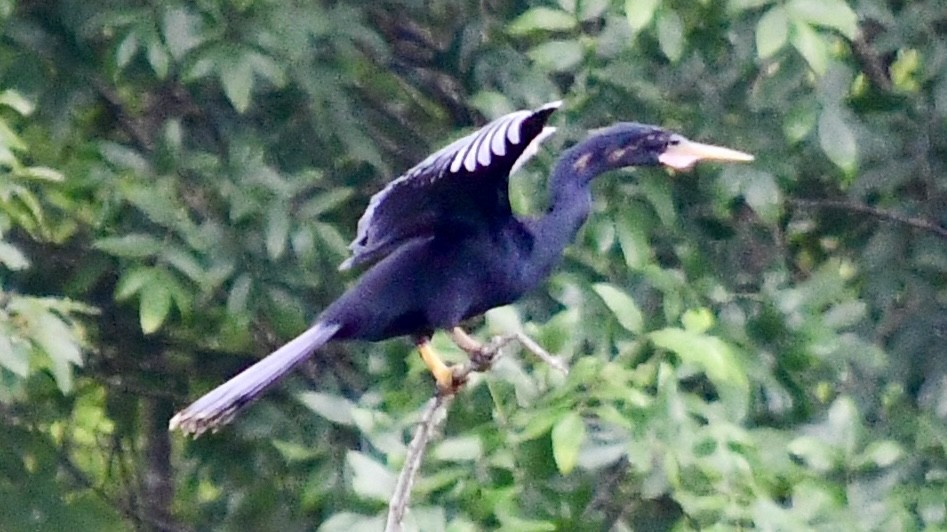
[492,117,512,157]
[448,147,464,173]
[477,121,502,167]
[345,100,563,265]
[507,116,523,145]
[472,117,506,170]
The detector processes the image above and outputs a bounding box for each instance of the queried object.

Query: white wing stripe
[476,118,507,168]
[449,134,473,173]
[347,101,562,263]
[507,112,526,145]
[467,117,498,171]
[492,116,512,157]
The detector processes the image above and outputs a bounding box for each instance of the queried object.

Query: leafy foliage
[0,0,945,530]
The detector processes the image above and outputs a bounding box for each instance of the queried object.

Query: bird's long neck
[525,143,610,275]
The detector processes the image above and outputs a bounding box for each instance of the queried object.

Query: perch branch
[789,198,947,241]
[385,394,452,532]
[384,332,568,531]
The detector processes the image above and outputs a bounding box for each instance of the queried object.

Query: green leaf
[227,274,252,314]
[640,173,676,226]
[115,268,156,300]
[160,246,205,284]
[94,234,164,258]
[34,310,83,393]
[297,391,355,426]
[146,35,170,79]
[300,187,353,218]
[432,436,483,462]
[485,305,523,335]
[727,0,774,12]
[17,166,65,182]
[827,396,861,456]
[788,435,836,472]
[818,106,858,175]
[0,89,34,115]
[161,6,205,59]
[579,0,609,21]
[859,440,903,468]
[271,440,321,463]
[743,170,783,223]
[615,205,654,270]
[756,6,789,59]
[625,0,661,32]
[165,276,194,320]
[681,307,714,333]
[783,98,818,143]
[0,328,28,377]
[247,51,287,87]
[0,241,29,270]
[508,7,577,35]
[527,40,585,72]
[0,119,25,152]
[551,412,586,474]
[219,52,254,112]
[346,451,395,502]
[122,183,191,231]
[265,206,291,259]
[786,0,857,39]
[790,20,829,75]
[592,283,644,334]
[319,513,385,532]
[890,49,920,92]
[656,8,685,62]
[139,279,172,334]
[100,142,151,173]
[650,327,749,419]
[116,32,139,69]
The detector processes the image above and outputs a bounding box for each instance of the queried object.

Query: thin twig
[514,332,568,375]
[384,332,569,531]
[849,35,892,92]
[385,395,452,532]
[788,198,947,240]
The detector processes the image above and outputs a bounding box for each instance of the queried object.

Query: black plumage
[170,102,752,435]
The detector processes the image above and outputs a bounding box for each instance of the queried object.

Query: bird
[169,101,753,435]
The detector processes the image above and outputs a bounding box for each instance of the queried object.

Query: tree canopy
[1,0,945,530]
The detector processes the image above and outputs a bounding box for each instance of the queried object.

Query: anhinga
[170,101,752,435]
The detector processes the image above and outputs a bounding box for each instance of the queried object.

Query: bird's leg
[415,337,455,391]
[450,327,483,353]
[450,327,512,370]
[450,327,490,369]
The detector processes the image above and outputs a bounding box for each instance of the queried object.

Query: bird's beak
[658,139,754,170]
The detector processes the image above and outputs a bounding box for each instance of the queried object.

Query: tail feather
[169,321,341,436]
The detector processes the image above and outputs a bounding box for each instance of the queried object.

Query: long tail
[169,321,342,436]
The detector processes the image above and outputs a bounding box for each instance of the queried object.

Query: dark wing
[340,101,561,270]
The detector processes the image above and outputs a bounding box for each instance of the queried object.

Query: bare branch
[788,198,947,240]
[848,21,893,93]
[514,331,569,375]
[385,395,452,532]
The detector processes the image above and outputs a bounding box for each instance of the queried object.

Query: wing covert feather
[340,101,561,270]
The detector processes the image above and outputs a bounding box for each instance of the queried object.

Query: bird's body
[170,102,753,435]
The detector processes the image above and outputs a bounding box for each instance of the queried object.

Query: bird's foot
[417,339,466,394]
[422,329,524,395]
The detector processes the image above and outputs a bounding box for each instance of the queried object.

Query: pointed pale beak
[658,139,754,170]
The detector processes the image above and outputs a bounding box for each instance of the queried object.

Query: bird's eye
[668,137,682,146]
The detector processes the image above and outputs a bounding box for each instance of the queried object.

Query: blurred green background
[0,0,944,530]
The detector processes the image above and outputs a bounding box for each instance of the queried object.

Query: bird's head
[576,122,753,173]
